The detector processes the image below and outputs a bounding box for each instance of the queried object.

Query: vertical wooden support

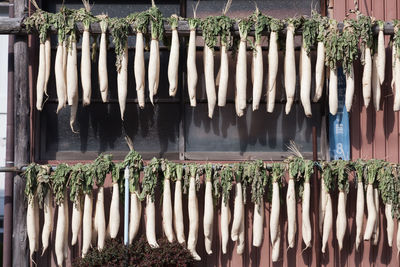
[12,0,29,266]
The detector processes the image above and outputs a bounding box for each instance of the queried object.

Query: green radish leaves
[23,163,39,204]
[109,17,130,71]
[140,157,160,202]
[201,16,220,50]
[24,8,52,43]
[36,165,52,208]
[324,19,340,70]
[69,163,85,206]
[302,16,319,55]
[93,153,114,187]
[52,163,71,205]
[339,19,359,75]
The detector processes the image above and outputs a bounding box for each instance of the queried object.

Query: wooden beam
[0,16,396,35]
[12,0,29,266]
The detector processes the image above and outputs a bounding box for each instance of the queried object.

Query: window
[37,0,326,161]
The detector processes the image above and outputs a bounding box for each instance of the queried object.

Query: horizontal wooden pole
[0,16,396,36]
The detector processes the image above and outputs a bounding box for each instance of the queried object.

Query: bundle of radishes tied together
[140,158,160,248]
[109,17,130,120]
[24,1,52,111]
[92,154,114,251]
[52,163,71,266]
[200,16,219,118]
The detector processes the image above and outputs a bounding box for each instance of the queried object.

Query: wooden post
[12,0,29,266]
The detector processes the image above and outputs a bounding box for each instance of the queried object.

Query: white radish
[319,178,327,235]
[71,197,82,246]
[302,181,312,249]
[364,184,376,240]
[252,201,264,247]
[321,193,332,253]
[313,41,325,102]
[129,188,141,244]
[300,40,312,117]
[117,44,128,120]
[63,41,67,80]
[81,23,91,106]
[82,193,93,257]
[218,44,229,107]
[98,18,109,103]
[286,178,296,248]
[204,178,214,254]
[236,23,247,113]
[345,65,355,112]
[397,220,400,256]
[252,44,263,111]
[336,191,347,251]
[329,67,338,115]
[231,182,243,241]
[96,187,106,250]
[174,166,185,245]
[204,44,217,118]
[221,194,231,254]
[188,174,201,260]
[27,197,38,261]
[373,187,380,245]
[36,42,46,111]
[55,42,67,113]
[236,206,245,255]
[108,183,120,239]
[135,32,146,108]
[187,28,198,107]
[146,195,159,248]
[394,50,400,111]
[372,53,381,111]
[55,196,66,266]
[168,15,180,97]
[44,36,51,96]
[270,180,280,246]
[392,44,396,93]
[163,178,175,243]
[63,195,69,260]
[385,204,394,247]
[41,190,53,254]
[355,181,364,250]
[284,23,296,114]
[267,31,278,113]
[271,230,281,262]
[362,47,372,107]
[148,39,160,104]
[67,34,79,132]
[377,23,385,85]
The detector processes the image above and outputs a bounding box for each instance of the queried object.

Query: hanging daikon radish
[93,154,114,250]
[270,163,284,248]
[63,189,69,260]
[129,181,142,244]
[236,205,245,255]
[184,164,201,260]
[377,164,395,247]
[284,19,297,114]
[358,15,373,107]
[271,230,281,262]
[372,53,381,111]
[300,17,318,117]
[231,164,244,241]
[267,19,283,113]
[251,9,268,111]
[217,5,233,107]
[329,68,338,115]
[235,18,252,115]
[318,174,327,235]
[161,160,176,243]
[313,14,328,103]
[302,160,314,249]
[109,17,130,120]
[286,166,297,248]
[66,29,79,132]
[69,163,84,246]
[51,163,71,266]
[174,164,186,245]
[187,2,200,107]
[201,16,219,118]
[219,165,233,254]
[23,164,40,261]
[321,162,333,253]
[53,10,68,113]
[364,160,382,241]
[334,160,350,251]
[25,3,51,111]
[107,163,122,239]
[168,15,180,97]
[354,160,365,251]
[393,22,400,111]
[148,3,164,104]
[76,1,95,106]
[98,15,109,103]
[44,36,51,96]
[82,163,95,257]
[140,158,160,248]
[250,160,266,247]
[397,220,400,256]
[203,164,214,254]
[377,21,385,85]
[373,187,380,245]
